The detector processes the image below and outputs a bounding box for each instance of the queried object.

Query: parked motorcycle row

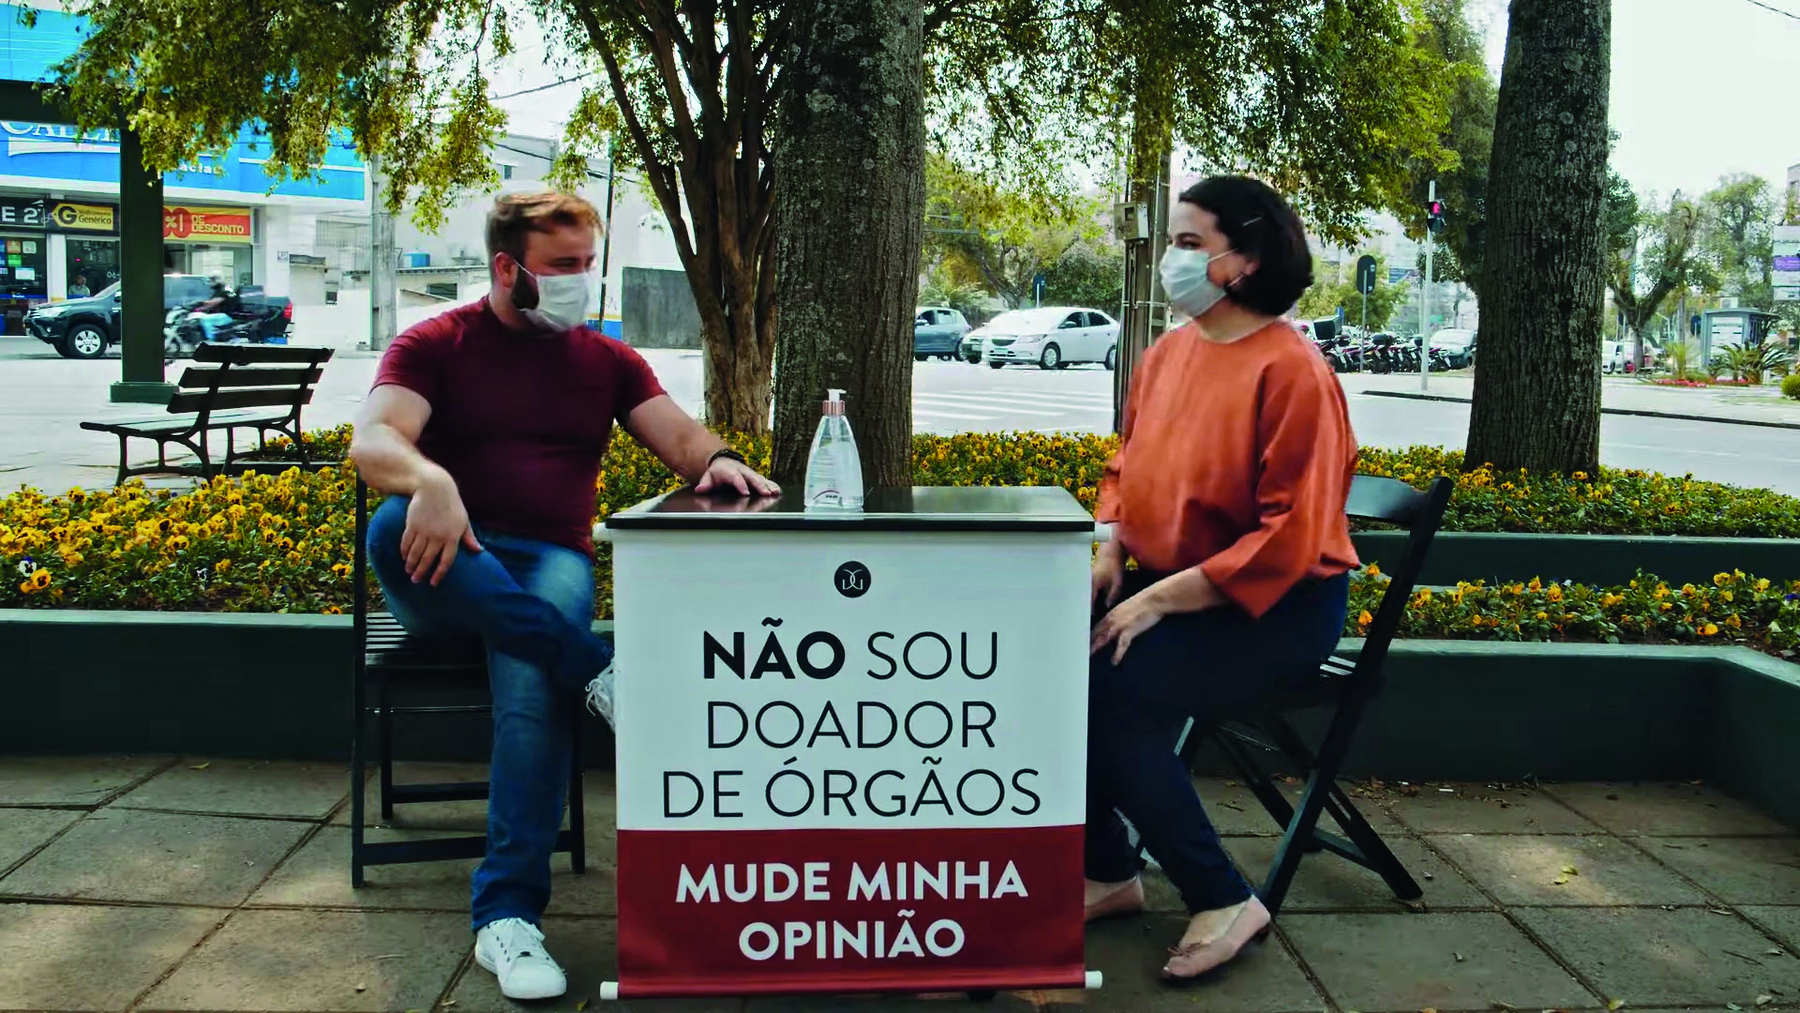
[1310,329,1456,375]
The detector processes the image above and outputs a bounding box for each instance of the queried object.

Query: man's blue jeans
[367,496,613,931]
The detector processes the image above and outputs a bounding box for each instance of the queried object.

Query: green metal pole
[111,124,173,403]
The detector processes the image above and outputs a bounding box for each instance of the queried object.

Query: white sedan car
[973,307,1120,370]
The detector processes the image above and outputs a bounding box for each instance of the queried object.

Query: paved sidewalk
[1,757,1797,1012]
[1342,371,1800,428]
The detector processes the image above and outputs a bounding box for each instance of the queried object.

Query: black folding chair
[1174,474,1454,917]
[348,476,587,886]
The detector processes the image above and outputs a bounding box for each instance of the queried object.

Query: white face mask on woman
[1159,247,1235,319]
[512,264,595,332]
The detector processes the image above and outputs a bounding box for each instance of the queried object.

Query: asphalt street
[4,334,1800,496]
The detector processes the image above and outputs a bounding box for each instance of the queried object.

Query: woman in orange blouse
[1085,176,1359,981]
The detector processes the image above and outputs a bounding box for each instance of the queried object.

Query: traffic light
[1426,200,1446,235]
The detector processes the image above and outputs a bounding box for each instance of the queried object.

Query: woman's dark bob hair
[1177,175,1313,317]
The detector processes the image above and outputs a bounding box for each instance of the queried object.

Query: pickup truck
[26,274,293,359]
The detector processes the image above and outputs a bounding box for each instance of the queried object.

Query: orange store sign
[163,205,253,244]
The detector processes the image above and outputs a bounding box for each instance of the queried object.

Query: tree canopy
[45,0,1461,431]
[924,154,1103,309]
[1605,184,1706,347]
[1698,173,1779,310]
[1392,0,1495,297]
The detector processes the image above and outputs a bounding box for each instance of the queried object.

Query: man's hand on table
[403,471,482,586]
[695,456,781,497]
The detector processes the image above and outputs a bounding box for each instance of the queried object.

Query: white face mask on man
[1158,247,1236,319]
[511,263,595,332]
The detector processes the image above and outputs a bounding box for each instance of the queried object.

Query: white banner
[610,529,1091,832]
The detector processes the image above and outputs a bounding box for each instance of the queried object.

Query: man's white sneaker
[475,918,567,1000]
[585,662,616,729]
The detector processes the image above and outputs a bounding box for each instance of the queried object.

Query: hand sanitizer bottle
[804,388,864,511]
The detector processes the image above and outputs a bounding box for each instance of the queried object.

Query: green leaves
[51,0,513,229]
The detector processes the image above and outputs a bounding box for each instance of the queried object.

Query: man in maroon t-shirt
[350,192,776,1000]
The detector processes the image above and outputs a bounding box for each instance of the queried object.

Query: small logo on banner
[834,561,871,599]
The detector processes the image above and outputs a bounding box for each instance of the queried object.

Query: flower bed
[239,426,1800,538]
[1650,377,1760,389]
[1351,565,1800,656]
[6,427,1800,655]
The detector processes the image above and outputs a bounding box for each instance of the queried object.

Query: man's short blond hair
[484,192,602,264]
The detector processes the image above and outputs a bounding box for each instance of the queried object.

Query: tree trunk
[696,268,776,432]
[768,0,925,491]
[1463,0,1610,475]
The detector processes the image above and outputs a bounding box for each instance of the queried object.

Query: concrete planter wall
[5,609,1798,827]
[1352,530,1800,587]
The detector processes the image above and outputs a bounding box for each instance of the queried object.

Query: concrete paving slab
[1429,834,1710,906]
[327,767,618,864]
[1516,906,1800,1008]
[139,908,469,1012]
[1650,837,1800,905]
[1547,782,1795,837]
[248,825,615,916]
[0,808,309,906]
[1741,906,1800,952]
[1191,777,1402,837]
[0,808,79,873]
[328,761,492,829]
[0,901,222,1011]
[1278,911,1592,1011]
[1377,782,1602,835]
[1078,913,1325,1011]
[115,757,351,819]
[0,753,172,806]
[248,825,479,914]
[452,916,746,1012]
[1223,835,1490,911]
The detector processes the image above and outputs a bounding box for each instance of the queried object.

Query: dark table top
[604,485,1096,533]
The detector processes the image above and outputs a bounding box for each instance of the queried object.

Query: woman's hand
[1092,541,1126,609]
[1091,589,1168,665]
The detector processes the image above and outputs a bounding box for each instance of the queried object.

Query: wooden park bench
[80,343,334,485]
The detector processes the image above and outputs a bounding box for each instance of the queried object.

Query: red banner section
[617,825,1084,997]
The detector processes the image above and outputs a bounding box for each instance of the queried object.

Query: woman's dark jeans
[1085,570,1350,913]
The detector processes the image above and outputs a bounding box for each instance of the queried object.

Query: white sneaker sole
[475,947,567,1000]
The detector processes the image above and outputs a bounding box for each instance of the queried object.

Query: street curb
[1359,389,1800,431]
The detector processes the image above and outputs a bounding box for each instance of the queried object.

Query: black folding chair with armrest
[1171,473,1454,917]
[348,476,587,886]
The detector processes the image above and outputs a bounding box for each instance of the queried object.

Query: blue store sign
[0,121,365,202]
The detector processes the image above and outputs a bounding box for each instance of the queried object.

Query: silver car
[971,307,1120,370]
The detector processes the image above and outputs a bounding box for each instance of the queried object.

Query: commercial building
[0,4,367,330]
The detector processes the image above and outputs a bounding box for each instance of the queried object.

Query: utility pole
[1421,180,1437,391]
[369,153,398,351]
[1628,228,1641,374]
[598,138,618,329]
[1113,147,1171,434]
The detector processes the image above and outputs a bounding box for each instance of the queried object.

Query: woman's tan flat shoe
[1161,895,1272,982]
[1083,877,1146,923]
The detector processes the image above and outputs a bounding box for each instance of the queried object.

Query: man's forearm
[669,422,728,482]
[350,424,450,496]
